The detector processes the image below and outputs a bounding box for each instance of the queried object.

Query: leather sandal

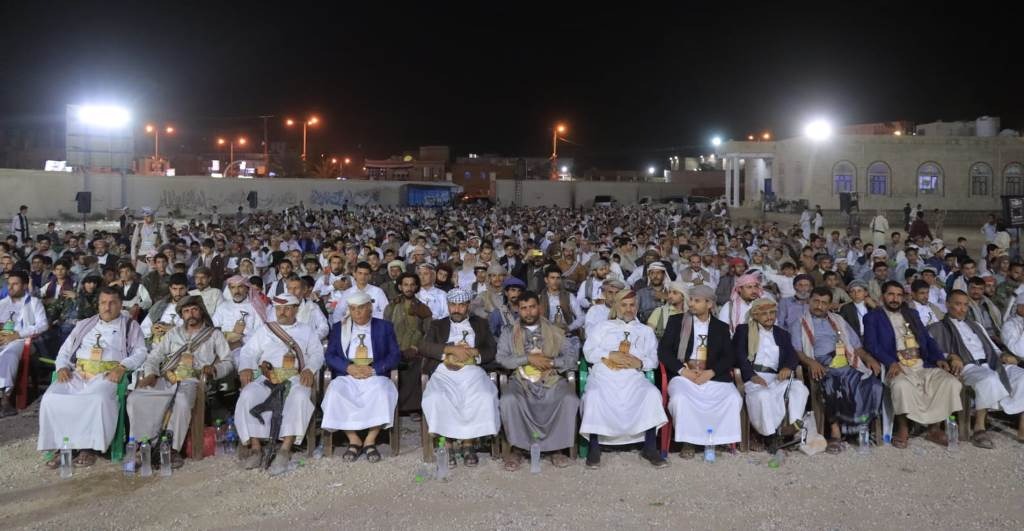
[341,444,362,462]
[503,452,522,472]
[73,450,97,467]
[970,431,995,449]
[364,445,382,463]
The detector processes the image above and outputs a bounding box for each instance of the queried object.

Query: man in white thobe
[128,296,233,467]
[141,273,190,345]
[38,288,148,468]
[321,291,401,463]
[189,268,223,316]
[212,275,266,367]
[235,294,324,476]
[131,207,169,275]
[0,271,48,416]
[331,262,388,323]
[415,263,450,320]
[580,289,668,468]
[418,288,499,467]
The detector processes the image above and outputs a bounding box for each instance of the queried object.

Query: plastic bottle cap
[438,436,446,446]
[128,437,135,442]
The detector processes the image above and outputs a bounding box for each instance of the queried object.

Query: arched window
[832,160,856,194]
[969,162,992,196]
[917,161,943,195]
[1005,162,1024,196]
[867,161,890,196]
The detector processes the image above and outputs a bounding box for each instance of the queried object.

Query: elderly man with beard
[418,288,499,468]
[384,272,434,414]
[733,298,809,451]
[583,278,625,339]
[580,289,668,469]
[322,291,401,464]
[718,271,762,334]
[647,280,687,340]
[658,285,740,459]
[778,274,814,332]
[212,275,266,367]
[863,281,960,450]
[794,287,883,453]
[128,296,232,468]
[577,259,612,311]
[496,290,580,471]
[470,263,507,320]
[235,294,324,476]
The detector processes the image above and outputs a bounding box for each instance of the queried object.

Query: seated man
[863,281,962,449]
[0,270,48,416]
[235,294,324,476]
[496,290,580,471]
[658,285,740,459]
[188,267,223,317]
[383,273,433,415]
[418,288,499,467]
[128,296,232,468]
[212,275,266,367]
[580,289,667,469]
[321,292,401,464]
[733,298,809,451]
[142,273,190,347]
[932,290,1024,448]
[794,287,883,454]
[37,287,148,468]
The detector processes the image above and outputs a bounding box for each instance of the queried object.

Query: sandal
[45,452,62,470]
[462,446,479,467]
[891,434,909,449]
[364,445,382,463]
[341,445,362,462]
[503,452,522,472]
[678,443,695,460]
[73,450,97,467]
[970,431,995,450]
[924,430,948,447]
[826,439,844,454]
[549,453,572,468]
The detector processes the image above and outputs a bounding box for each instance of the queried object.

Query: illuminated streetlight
[747,135,755,141]
[145,123,175,159]
[344,157,351,165]
[551,122,568,180]
[762,132,771,140]
[286,116,320,161]
[647,166,656,175]
[560,165,568,173]
[217,136,248,166]
[331,157,338,164]
[894,130,903,136]
[711,136,722,147]
[804,119,833,141]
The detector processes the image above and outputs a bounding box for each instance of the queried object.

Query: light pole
[550,123,567,181]
[286,116,319,161]
[218,137,247,167]
[145,124,174,159]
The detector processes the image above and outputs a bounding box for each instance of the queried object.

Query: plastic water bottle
[435,437,449,481]
[703,428,716,463]
[414,462,433,483]
[857,424,871,455]
[139,438,153,477]
[224,417,238,455]
[767,450,785,468]
[946,415,959,452]
[159,436,172,477]
[214,419,225,456]
[530,432,541,474]
[123,437,137,477]
[59,437,73,479]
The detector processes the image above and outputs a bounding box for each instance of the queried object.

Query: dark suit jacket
[657,314,734,383]
[732,324,798,382]
[499,255,527,283]
[418,316,497,374]
[863,306,944,368]
[838,302,864,338]
[325,318,401,377]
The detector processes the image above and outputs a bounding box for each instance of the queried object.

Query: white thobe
[579,318,666,444]
[121,282,153,312]
[127,326,233,451]
[667,317,741,444]
[0,295,49,390]
[545,291,584,332]
[914,301,941,327]
[321,321,399,431]
[296,300,330,340]
[141,303,182,340]
[718,299,752,332]
[576,276,606,310]
[234,322,324,444]
[331,284,388,323]
[212,298,265,365]
[741,326,810,436]
[421,320,499,439]
[38,316,148,451]
[417,286,450,320]
[956,318,1024,414]
[189,287,224,316]
[583,304,611,339]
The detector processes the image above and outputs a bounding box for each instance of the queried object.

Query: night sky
[0,3,1018,169]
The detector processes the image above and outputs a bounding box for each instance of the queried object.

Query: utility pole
[258,115,274,177]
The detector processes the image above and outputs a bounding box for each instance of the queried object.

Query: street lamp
[217,137,247,166]
[145,124,175,159]
[647,166,656,176]
[550,122,568,180]
[804,119,833,141]
[711,136,722,147]
[286,116,320,161]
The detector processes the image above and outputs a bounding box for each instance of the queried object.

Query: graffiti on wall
[309,188,380,208]
[156,186,380,213]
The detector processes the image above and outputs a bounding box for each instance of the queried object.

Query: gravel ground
[2,400,1023,531]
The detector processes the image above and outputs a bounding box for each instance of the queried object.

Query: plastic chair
[48,370,130,462]
[498,371,577,460]
[576,359,654,458]
[323,369,402,457]
[420,370,500,462]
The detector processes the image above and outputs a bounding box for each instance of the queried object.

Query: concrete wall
[0,169,418,220]
[493,180,699,207]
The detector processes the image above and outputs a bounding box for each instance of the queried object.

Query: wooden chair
[497,371,578,460]
[420,371,500,463]
[323,369,402,457]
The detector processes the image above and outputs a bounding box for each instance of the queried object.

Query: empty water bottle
[123,437,137,477]
[857,424,871,455]
[159,436,172,477]
[767,450,785,468]
[139,438,153,477]
[530,432,541,474]
[414,462,433,484]
[214,419,225,456]
[704,428,716,463]
[946,415,959,452]
[435,437,449,481]
[59,437,73,479]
